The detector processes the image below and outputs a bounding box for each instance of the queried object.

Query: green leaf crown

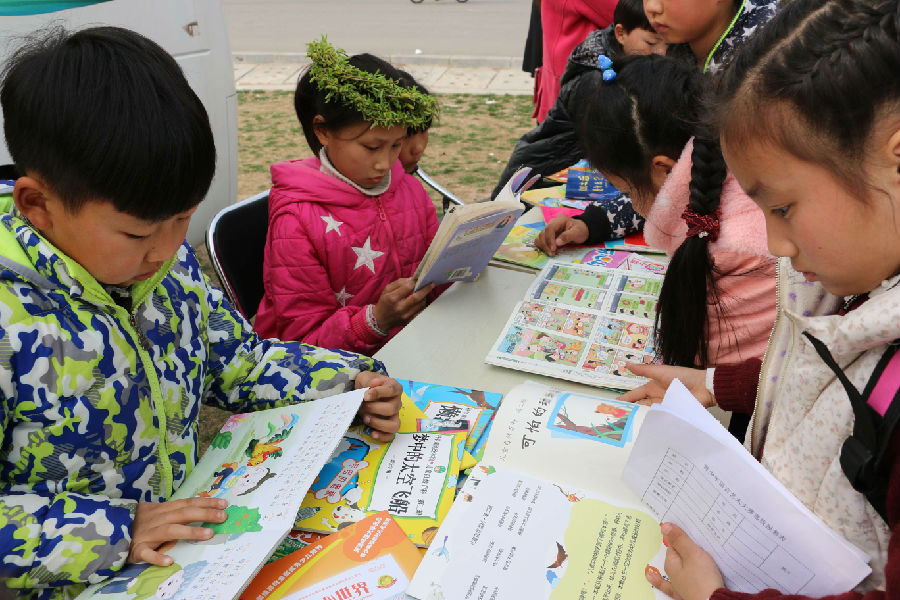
[306,37,438,130]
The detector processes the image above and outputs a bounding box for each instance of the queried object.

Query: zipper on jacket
[747,263,790,456]
[374,197,403,277]
[123,306,174,496]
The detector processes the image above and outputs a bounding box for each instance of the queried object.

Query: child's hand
[534,216,590,256]
[617,363,714,407]
[372,278,434,331]
[355,372,402,441]
[129,498,228,565]
[646,523,725,600]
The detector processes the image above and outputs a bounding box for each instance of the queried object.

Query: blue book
[564,159,620,201]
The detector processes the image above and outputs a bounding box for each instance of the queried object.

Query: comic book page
[406,465,667,600]
[76,390,365,600]
[485,261,665,390]
[242,512,421,600]
[480,382,648,496]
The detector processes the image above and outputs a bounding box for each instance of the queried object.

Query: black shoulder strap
[802,332,900,523]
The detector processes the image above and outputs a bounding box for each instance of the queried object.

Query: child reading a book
[254,40,440,355]
[621,0,899,596]
[0,27,403,599]
[491,0,666,203]
[397,71,433,175]
[536,54,776,375]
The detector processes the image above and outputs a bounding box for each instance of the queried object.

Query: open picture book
[413,167,536,291]
[75,390,366,600]
[486,260,665,390]
[408,382,872,600]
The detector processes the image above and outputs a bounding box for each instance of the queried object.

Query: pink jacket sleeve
[262,211,384,354]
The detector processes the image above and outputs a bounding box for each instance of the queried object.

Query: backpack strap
[802,333,900,522]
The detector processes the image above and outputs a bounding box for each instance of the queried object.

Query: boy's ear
[614,24,628,46]
[649,155,676,191]
[12,176,56,230]
[312,115,330,148]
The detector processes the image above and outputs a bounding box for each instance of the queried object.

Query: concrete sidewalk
[233,53,534,95]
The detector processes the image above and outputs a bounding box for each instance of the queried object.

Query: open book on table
[485,260,665,390]
[76,390,366,600]
[408,381,871,600]
[412,167,536,291]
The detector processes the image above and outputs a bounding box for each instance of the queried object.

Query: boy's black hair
[614,0,655,32]
[295,53,408,155]
[397,69,434,134]
[0,26,216,221]
[573,54,700,198]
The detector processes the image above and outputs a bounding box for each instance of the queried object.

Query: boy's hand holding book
[355,372,403,441]
[128,497,229,566]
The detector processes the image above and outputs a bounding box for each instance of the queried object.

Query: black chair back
[205,191,269,320]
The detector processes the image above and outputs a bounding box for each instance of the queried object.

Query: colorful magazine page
[564,159,622,201]
[540,205,583,223]
[520,185,565,207]
[294,424,469,547]
[481,382,648,491]
[485,261,664,390]
[265,530,329,564]
[242,512,422,600]
[76,391,366,600]
[407,465,666,600]
[398,393,476,470]
[399,380,503,456]
[602,230,665,253]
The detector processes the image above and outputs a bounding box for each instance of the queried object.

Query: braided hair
[654,131,728,367]
[713,0,899,197]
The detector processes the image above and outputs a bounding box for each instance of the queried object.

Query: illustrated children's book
[565,159,622,201]
[399,380,503,457]
[413,167,536,291]
[486,260,665,390]
[242,512,422,600]
[293,417,470,547]
[408,381,873,600]
[76,390,366,600]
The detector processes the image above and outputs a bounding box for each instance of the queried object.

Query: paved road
[223,0,532,61]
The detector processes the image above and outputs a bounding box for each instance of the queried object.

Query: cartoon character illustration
[554,405,629,444]
[377,575,398,589]
[321,503,368,532]
[245,413,300,467]
[309,436,371,502]
[553,484,582,503]
[208,505,263,535]
[198,464,274,498]
[594,403,628,419]
[545,542,569,588]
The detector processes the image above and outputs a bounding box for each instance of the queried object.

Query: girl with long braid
[539,54,776,413]
[623,0,899,597]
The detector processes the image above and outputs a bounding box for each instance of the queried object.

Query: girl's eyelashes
[771,205,791,218]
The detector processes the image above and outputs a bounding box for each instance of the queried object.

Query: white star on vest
[334,287,353,306]
[351,237,383,273]
[321,214,343,235]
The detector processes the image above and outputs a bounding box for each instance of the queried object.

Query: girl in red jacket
[254,40,439,354]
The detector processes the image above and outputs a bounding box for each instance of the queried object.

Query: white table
[374,265,618,399]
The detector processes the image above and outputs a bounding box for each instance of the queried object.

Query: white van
[0,0,237,245]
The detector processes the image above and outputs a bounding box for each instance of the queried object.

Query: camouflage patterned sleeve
[201,278,387,412]
[0,484,135,591]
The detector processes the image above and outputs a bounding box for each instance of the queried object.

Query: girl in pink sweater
[535,54,775,371]
[254,41,439,354]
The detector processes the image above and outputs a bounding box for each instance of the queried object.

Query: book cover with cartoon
[485,261,664,391]
[75,391,365,600]
[241,512,421,600]
[293,423,469,547]
[399,380,502,457]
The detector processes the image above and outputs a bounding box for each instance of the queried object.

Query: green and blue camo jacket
[0,199,384,599]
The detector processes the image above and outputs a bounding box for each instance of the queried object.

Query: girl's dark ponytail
[654,132,728,368]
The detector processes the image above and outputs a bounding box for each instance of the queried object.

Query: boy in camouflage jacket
[0,27,402,599]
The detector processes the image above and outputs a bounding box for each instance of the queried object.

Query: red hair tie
[681,206,721,242]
